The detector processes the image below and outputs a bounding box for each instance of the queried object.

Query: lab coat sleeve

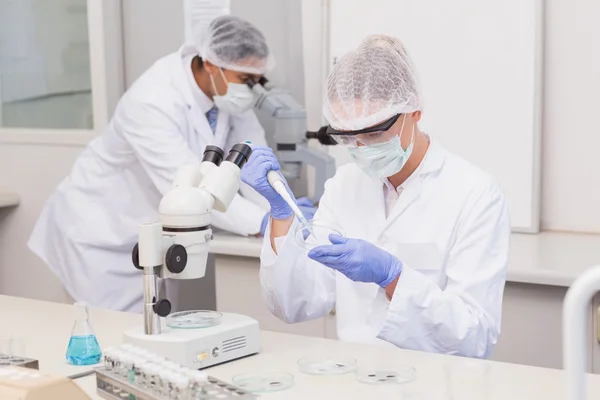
[207,110,269,236]
[259,178,338,323]
[377,182,509,358]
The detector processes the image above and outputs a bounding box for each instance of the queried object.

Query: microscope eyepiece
[226,143,253,169]
[202,145,225,166]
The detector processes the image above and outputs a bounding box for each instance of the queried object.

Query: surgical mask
[348,116,415,180]
[210,67,255,114]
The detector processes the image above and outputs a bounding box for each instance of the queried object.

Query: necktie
[206,106,219,134]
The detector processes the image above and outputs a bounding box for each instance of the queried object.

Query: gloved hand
[241,146,295,220]
[258,197,318,236]
[308,234,403,287]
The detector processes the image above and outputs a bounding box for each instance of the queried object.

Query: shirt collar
[383,135,446,192]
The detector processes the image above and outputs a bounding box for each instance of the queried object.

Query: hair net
[196,15,275,75]
[324,35,423,131]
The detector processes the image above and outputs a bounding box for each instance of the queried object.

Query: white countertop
[211,231,600,288]
[0,295,141,378]
[2,294,600,399]
[0,190,19,208]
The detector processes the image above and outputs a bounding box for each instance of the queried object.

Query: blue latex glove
[258,197,317,236]
[241,146,295,220]
[308,234,403,287]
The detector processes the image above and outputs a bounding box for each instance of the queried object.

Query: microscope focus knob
[153,299,171,317]
[166,244,187,274]
[132,243,142,270]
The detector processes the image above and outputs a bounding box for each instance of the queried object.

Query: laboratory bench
[2,294,600,400]
[210,231,600,370]
[0,190,19,208]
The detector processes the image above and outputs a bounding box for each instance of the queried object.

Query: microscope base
[124,313,260,369]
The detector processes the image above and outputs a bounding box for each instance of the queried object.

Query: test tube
[9,337,26,363]
[0,337,10,365]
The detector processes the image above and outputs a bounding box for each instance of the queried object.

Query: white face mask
[210,67,255,114]
[347,115,415,180]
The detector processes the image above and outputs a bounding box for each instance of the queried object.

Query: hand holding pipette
[240,145,315,227]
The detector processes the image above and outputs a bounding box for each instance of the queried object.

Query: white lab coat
[260,138,510,357]
[28,45,268,312]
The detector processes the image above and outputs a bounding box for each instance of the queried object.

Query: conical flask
[66,302,102,365]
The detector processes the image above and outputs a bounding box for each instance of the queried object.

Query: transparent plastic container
[166,310,222,329]
[294,220,346,250]
[232,371,294,393]
[66,302,102,365]
[297,356,357,375]
[355,365,416,384]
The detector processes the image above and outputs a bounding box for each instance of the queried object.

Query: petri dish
[232,371,294,393]
[355,366,416,384]
[294,220,346,250]
[298,356,357,375]
[166,310,222,329]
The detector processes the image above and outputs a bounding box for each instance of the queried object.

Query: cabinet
[212,252,600,371]
[214,254,326,337]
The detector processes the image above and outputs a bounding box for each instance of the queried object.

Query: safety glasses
[326,114,403,147]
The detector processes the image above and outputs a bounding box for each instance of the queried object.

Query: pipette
[267,170,312,229]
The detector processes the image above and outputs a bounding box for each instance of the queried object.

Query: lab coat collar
[175,44,217,114]
[380,135,445,231]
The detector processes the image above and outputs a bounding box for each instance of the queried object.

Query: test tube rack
[0,355,39,370]
[96,367,258,400]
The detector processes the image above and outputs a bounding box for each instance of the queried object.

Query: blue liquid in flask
[66,302,102,366]
[66,335,102,365]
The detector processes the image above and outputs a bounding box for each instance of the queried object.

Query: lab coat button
[380,236,388,244]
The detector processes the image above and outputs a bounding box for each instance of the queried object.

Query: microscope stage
[124,313,260,369]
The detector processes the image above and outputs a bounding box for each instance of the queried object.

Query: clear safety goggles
[326,114,403,148]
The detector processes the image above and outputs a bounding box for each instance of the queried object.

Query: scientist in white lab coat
[241,35,510,357]
[28,16,316,312]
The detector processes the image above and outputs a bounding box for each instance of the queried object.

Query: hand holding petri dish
[294,220,346,250]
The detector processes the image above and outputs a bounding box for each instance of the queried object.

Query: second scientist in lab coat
[27,16,319,312]
[241,35,510,357]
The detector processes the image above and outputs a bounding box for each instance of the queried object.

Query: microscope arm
[133,143,253,335]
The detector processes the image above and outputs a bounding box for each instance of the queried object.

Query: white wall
[541,0,600,233]
[302,0,600,234]
[0,144,82,302]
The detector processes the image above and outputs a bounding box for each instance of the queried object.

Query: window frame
[0,0,124,146]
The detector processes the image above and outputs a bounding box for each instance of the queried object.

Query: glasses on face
[326,114,403,147]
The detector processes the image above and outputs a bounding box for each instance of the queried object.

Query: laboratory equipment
[563,264,600,400]
[251,77,337,202]
[96,344,257,399]
[297,356,357,375]
[0,336,38,368]
[66,302,102,366]
[266,170,311,227]
[0,366,90,400]
[231,371,294,393]
[165,310,222,329]
[124,144,260,369]
[294,219,346,250]
[355,366,416,384]
[444,360,490,400]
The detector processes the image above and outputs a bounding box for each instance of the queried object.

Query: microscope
[124,143,260,369]
[251,77,337,202]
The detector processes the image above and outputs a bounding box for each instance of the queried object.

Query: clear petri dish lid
[232,371,294,393]
[294,220,346,250]
[297,356,357,375]
[166,310,222,329]
[355,366,416,384]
